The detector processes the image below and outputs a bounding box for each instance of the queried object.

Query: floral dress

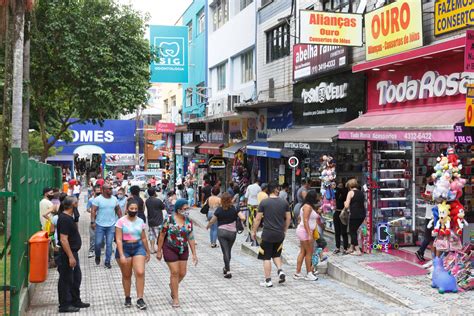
[160,214,194,254]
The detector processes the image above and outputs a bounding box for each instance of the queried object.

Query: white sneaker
[259,280,273,287]
[422,261,433,269]
[305,272,319,281]
[88,252,94,258]
[293,273,305,280]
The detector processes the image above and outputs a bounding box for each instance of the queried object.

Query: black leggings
[349,218,365,246]
[333,211,348,250]
[217,228,237,271]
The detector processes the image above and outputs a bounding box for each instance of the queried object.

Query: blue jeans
[207,212,218,244]
[95,224,115,264]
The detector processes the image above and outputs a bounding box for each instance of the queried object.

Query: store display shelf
[378,150,407,153]
[380,207,408,210]
[380,197,407,201]
[379,169,406,172]
[379,188,405,191]
[379,178,409,181]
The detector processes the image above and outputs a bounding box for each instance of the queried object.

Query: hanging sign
[365,0,423,61]
[465,30,474,71]
[466,84,474,127]
[293,44,348,80]
[208,156,226,169]
[435,0,474,36]
[288,156,299,168]
[299,10,363,47]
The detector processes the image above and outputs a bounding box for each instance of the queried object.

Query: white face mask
[117,194,124,199]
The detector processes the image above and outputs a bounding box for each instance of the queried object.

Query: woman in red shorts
[156,199,198,308]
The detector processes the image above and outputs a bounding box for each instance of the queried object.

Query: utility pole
[135,106,142,169]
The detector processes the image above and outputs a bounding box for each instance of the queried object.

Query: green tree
[30,0,151,161]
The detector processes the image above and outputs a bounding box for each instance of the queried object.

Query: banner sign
[435,0,474,36]
[365,0,423,61]
[155,122,176,134]
[55,120,138,154]
[267,106,293,138]
[454,123,474,143]
[299,10,363,47]
[208,157,226,169]
[293,71,365,125]
[466,30,474,71]
[150,25,188,83]
[293,44,348,80]
[466,84,474,127]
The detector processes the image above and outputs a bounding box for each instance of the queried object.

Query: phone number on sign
[403,132,432,141]
[311,60,336,73]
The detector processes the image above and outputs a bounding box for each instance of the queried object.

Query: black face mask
[95,192,101,196]
[128,211,138,217]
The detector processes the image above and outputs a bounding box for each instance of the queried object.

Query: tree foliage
[30,0,151,161]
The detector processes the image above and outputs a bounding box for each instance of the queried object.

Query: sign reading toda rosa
[299,10,363,47]
[365,0,423,61]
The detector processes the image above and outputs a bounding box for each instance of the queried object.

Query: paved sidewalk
[28,201,414,315]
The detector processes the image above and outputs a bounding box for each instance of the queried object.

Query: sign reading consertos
[150,25,188,83]
[435,0,474,36]
[299,10,363,47]
[365,0,423,61]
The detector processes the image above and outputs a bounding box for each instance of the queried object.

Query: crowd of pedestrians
[39,173,367,312]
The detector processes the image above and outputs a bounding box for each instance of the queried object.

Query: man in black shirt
[145,188,165,253]
[56,196,90,313]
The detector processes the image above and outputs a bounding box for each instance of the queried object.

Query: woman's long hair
[220,192,233,210]
[302,190,320,210]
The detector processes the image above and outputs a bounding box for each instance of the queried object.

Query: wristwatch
[90,221,95,224]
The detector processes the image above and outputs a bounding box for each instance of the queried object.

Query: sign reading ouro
[299,10,363,47]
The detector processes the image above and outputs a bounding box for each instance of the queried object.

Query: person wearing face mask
[115,200,151,310]
[117,188,128,215]
[86,185,101,258]
[40,187,57,230]
[157,199,198,308]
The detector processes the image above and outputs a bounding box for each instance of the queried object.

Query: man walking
[251,183,291,288]
[145,187,165,253]
[56,196,90,313]
[86,185,101,258]
[244,179,261,243]
[91,184,122,269]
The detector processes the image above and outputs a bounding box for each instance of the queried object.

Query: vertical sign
[466,84,474,127]
[150,25,188,83]
[366,141,373,247]
[465,30,474,72]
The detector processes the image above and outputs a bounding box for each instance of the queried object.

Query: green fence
[1,148,61,315]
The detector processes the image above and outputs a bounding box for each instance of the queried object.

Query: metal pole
[291,167,296,204]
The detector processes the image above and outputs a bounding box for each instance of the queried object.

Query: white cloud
[116,0,193,26]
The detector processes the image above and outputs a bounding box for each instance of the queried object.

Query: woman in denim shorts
[115,200,151,310]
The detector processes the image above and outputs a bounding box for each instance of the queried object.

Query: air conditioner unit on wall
[228,95,241,112]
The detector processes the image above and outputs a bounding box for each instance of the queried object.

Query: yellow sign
[300,10,363,47]
[435,0,474,36]
[365,0,423,61]
[466,84,474,127]
[208,157,226,169]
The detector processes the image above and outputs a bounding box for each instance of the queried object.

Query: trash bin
[29,231,50,283]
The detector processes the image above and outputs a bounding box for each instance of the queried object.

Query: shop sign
[293,72,365,126]
[267,106,293,138]
[150,25,188,83]
[365,0,423,61]
[256,109,267,140]
[293,44,348,80]
[175,133,182,155]
[299,10,363,47]
[156,122,176,134]
[339,130,455,142]
[377,70,470,106]
[210,131,224,142]
[435,0,474,36]
[454,123,474,143]
[284,142,311,150]
[105,154,139,166]
[208,157,226,169]
[288,156,299,168]
[465,30,474,71]
[466,84,474,127]
[183,132,193,145]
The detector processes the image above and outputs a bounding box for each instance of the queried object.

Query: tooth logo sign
[155,37,184,66]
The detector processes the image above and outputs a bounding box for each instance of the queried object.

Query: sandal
[172,303,180,308]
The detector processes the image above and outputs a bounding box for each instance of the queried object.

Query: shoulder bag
[200,199,209,215]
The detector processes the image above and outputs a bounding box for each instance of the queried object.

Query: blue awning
[246,142,281,159]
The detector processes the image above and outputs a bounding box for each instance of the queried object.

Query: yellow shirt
[257,192,268,205]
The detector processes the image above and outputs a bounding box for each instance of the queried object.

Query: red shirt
[96,178,105,187]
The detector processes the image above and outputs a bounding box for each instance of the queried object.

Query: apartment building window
[217,63,226,91]
[197,82,206,104]
[323,0,353,12]
[212,0,229,31]
[240,0,253,11]
[186,88,192,107]
[164,99,169,113]
[266,23,290,63]
[171,95,176,108]
[187,21,193,43]
[261,0,273,7]
[241,50,253,83]
[197,9,205,34]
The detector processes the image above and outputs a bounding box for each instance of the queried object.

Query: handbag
[339,208,350,226]
[236,218,244,234]
[200,200,209,215]
[313,227,320,240]
[44,219,55,235]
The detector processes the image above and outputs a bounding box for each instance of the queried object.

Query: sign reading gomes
[150,25,188,83]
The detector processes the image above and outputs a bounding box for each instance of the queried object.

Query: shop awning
[223,140,250,158]
[46,154,75,162]
[267,126,338,144]
[338,106,465,142]
[182,142,201,157]
[246,142,281,159]
[198,142,224,155]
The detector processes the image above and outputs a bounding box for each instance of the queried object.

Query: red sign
[155,122,176,134]
[293,44,348,80]
[465,30,474,72]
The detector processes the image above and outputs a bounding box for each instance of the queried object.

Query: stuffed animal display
[431,257,458,294]
[319,155,336,212]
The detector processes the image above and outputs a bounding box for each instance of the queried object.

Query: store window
[212,0,229,31]
[187,21,193,43]
[241,50,254,83]
[240,0,253,11]
[266,23,290,63]
[217,63,226,91]
[196,82,206,104]
[186,88,192,108]
[197,9,205,34]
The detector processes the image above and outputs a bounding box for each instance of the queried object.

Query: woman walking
[344,179,366,256]
[333,180,349,254]
[206,193,246,278]
[207,187,221,248]
[294,190,319,281]
[157,199,198,308]
[115,200,151,310]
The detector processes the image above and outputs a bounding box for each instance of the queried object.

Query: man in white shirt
[244,179,261,245]
[39,187,55,230]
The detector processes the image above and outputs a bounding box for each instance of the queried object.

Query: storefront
[339,36,473,246]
